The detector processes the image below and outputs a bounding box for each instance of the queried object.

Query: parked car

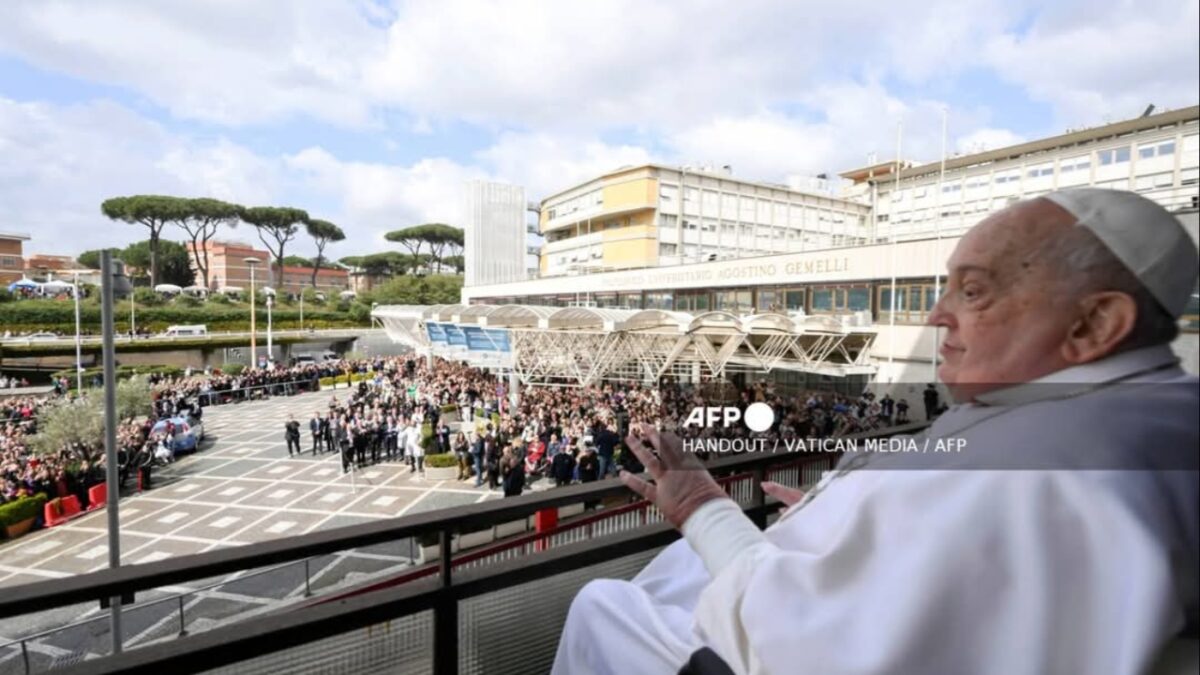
[151,415,206,454]
[25,332,60,341]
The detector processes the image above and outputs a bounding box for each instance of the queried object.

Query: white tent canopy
[154,284,183,294]
[373,303,877,387]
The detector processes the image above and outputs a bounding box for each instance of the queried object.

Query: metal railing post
[21,640,30,675]
[750,467,768,529]
[304,559,312,597]
[178,595,187,636]
[433,528,457,675]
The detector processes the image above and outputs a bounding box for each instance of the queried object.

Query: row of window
[905,137,1193,204]
[482,282,1200,331]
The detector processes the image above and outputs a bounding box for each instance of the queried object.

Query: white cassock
[553,345,1198,674]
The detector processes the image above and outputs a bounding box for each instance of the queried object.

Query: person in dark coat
[309,412,322,454]
[502,455,525,497]
[923,384,940,421]
[285,415,302,456]
[551,449,576,487]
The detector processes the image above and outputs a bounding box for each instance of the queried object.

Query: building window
[756,289,779,313]
[715,289,754,314]
[778,288,805,312]
[877,282,943,324]
[1139,141,1176,159]
[644,292,674,310]
[676,290,710,312]
[1098,147,1131,165]
[809,285,870,314]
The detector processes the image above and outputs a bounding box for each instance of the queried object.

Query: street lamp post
[73,272,83,392]
[266,292,274,368]
[244,257,261,368]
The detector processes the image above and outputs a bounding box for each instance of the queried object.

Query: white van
[161,325,208,337]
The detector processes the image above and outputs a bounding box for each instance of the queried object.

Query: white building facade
[464,180,528,286]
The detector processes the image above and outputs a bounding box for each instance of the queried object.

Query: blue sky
[0,0,1196,259]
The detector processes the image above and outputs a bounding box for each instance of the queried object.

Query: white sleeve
[686,471,1180,675]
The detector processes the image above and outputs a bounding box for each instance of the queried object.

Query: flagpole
[887,120,901,375]
[933,107,948,381]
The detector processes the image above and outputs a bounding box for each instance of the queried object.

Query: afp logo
[682,402,775,432]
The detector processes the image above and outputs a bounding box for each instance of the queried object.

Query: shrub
[221,363,246,376]
[174,294,201,308]
[0,493,48,528]
[133,288,162,306]
[347,302,371,323]
[424,452,457,468]
[52,364,183,388]
[208,293,232,305]
[0,289,14,303]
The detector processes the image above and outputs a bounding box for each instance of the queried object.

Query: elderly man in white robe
[552,188,1199,675]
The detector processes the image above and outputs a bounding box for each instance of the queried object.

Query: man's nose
[927,293,954,329]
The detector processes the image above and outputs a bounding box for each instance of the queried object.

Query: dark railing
[0,423,926,675]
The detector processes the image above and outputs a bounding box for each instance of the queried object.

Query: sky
[0,0,1197,261]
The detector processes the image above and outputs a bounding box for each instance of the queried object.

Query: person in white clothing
[553,188,1199,675]
[406,421,425,476]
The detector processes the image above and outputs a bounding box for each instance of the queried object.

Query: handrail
[0,422,926,620]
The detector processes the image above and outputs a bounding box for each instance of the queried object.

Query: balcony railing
[0,423,925,675]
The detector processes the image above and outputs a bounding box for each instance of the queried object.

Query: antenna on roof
[1141,104,1156,118]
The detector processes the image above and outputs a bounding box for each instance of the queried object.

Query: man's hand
[619,423,729,529]
[762,481,805,506]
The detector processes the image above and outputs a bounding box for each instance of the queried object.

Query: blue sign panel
[426,322,447,343]
[444,324,467,346]
[463,326,512,352]
[485,328,511,353]
[463,325,488,351]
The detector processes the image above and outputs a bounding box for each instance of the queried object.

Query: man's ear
[1061,291,1137,363]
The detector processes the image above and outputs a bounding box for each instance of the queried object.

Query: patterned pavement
[0,389,503,671]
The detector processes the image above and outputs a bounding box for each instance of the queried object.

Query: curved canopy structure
[374,303,877,387]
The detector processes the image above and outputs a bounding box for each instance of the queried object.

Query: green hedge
[424,452,457,468]
[51,364,183,387]
[0,301,368,333]
[317,372,372,389]
[0,493,48,528]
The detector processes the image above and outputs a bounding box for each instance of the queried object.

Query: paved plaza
[0,389,503,671]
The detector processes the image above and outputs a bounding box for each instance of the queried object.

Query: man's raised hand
[618,422,729,530]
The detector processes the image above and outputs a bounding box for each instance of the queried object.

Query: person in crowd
[284,414,301,457]
[453,431,471,481]
[309,412,322,454]
[923,383,940,421]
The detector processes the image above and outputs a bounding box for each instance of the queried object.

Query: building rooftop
[841,105,1200,184]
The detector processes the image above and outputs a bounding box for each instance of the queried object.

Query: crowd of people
[4,352,922,512]
[280,354,920,499]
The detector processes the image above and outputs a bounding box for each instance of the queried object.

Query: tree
[100,195,188,287]
[304,219,346,287]
[419,223,463,273]
[384,224,432,273]
[443,254,465,274]
[282,255,315,268]
[122,240,194,287]
[240,206,309,289]
[77,249,104,270]
[178,198,243,290]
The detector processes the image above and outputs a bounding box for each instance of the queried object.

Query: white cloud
[364,0,1025,132]
[285,147,489,249]
[477,132,653,197]
[0,97,287,255]
[0,0,385,126]
[984,0,1200,125]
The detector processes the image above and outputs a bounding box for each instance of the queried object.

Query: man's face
[928,200,1079,401]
